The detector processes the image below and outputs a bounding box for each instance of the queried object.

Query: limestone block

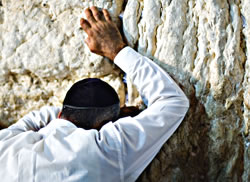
[123,0,248,181]
[0,0,249,181]
[241,0,250,181]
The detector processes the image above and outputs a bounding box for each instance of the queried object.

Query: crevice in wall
[191,2,199,72]
[0,9,4,24]
[152,0,163,57]
[240,9,248,136]
[241,14,247,70]
[134,1,143,51]
[134,39,139,51]
[226,0,234,32]
[122,0,128,11]
[180,1,189,59]
[168,0,173,6]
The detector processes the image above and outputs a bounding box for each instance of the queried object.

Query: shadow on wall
[135,59,244,181]
[135,60,210,182]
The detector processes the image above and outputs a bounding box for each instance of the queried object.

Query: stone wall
[0,0,249,181]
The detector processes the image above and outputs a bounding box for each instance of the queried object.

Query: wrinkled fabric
[0,47,189,182]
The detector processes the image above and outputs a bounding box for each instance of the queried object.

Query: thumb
[84,37,96,53]
[84,37,91,46]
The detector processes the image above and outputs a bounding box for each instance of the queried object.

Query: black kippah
[63,78,120,108]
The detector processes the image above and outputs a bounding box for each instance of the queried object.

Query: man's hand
[80,6,126,61]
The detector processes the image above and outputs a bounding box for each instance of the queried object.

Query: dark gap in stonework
[240,14,247,71]
[0,1,2,6]
[122,0,128,11]
[134,40,139,51]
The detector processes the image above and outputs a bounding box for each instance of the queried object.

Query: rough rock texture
[123,0,249,181]
[242,0,250,180]
[0,0,249,181]
[0,0,126,128]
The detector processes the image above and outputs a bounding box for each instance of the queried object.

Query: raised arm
[81,6,189,181]
[113,47,189,180]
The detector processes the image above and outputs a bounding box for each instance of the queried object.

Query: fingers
[84,8,96,24]
[80,18,91,33]
[103,9,111,21]
[90,6,101,21]
[84,6,111,23]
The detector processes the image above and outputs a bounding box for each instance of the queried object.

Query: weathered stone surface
[124,0,248,181]
[242,0,250,181]
[0,0,125,128]
[0,0,249,181]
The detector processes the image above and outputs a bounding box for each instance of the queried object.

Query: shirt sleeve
[0,106,60,140]
[112,47,190,181]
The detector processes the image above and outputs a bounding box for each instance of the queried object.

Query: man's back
[0,116,120,181]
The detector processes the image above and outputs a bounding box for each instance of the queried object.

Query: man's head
[59,78,120,130]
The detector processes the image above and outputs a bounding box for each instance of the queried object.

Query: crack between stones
[152,0,163,57]
[134,1,143,51]
[168,0,173,6]
[191,0,199,72]
[180,1,189,59]
[239,2,248,137]
[240,15,247,71]
[227,0,234,33]
[122,0,128,11]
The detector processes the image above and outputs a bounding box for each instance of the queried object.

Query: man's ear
[57,111,62,118]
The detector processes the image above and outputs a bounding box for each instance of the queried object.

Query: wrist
[109,42,127,61]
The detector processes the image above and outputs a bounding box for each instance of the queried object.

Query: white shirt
[0,47,189,182]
